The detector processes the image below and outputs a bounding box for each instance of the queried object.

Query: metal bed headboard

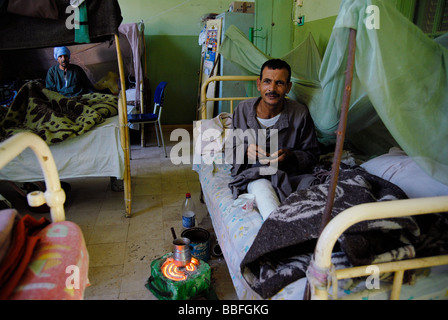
[199,75,258,119]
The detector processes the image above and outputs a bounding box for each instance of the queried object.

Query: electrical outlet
[295,15,305,26]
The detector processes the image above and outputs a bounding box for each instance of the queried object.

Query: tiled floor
[0,128,238,300]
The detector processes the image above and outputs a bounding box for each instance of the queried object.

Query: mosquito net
[219,0,448,186]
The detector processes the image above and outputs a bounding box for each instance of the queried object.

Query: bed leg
[390,270,404,300]
[115,34,132,218]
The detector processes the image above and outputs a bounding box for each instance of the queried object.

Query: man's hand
[247,144,269,163]
[247,145,292,165]
[269,149,291,163]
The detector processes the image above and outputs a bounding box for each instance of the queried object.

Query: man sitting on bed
[229,59,320,220]
[46,46,94,97]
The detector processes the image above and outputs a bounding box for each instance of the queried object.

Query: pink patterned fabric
[9,221,89,300]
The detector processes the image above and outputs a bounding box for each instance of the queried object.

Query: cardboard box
[229,1,255,13]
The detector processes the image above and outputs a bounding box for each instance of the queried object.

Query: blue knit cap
[54,46,70,60]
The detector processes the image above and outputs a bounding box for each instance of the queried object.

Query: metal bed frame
[0,1,133,218]
[199,74,448,300]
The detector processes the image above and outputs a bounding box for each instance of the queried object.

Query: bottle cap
[186,193,191,198]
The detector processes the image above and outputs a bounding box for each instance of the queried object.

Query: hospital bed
[0,0,134,217]
[0,132,89,299]
[194,0,448,300]
[195,74,448,300]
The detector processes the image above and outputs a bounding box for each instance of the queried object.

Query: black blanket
[240,165,447,299]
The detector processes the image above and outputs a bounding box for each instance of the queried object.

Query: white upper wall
[295,0,342,22]
[118,0,254,36]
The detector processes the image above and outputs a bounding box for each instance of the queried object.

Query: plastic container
[181,193,196,229]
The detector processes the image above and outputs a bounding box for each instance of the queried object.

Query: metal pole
[319,28,357,232]
[304,28,357,300]
[115,34,132,218]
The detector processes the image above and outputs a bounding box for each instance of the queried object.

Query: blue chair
[128,81,167,157]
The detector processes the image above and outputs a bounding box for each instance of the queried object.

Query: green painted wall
[292,0,341,57]
[117,0,340,124]
[293,15,337,58]
[253,0,339,59]
[117,0,233,125]
[147,35,200,124]
[254,0,294,58]
[290,0,416,58]
[116,1,416,125]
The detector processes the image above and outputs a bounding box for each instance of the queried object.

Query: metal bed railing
[0,132,66,222]
[199,75,258,119]
[312,196,448,300]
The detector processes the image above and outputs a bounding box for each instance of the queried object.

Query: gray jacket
[228,97,320,201]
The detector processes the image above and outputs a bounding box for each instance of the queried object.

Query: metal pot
[172,237,191,267]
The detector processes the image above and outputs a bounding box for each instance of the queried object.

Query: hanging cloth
[74,0,90,43]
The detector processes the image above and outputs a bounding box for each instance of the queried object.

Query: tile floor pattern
[0,129,238,300]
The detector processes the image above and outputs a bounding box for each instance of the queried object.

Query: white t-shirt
[256,113,281,129]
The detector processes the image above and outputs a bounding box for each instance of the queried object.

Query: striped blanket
[240,164,432,299]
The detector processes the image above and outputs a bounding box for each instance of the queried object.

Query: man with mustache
[229,59,320,220]
[46,46,94,97]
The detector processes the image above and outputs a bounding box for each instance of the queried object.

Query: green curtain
[219,0,448,186]
[328,0,448,185]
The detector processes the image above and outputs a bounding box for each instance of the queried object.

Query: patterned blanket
[240,164,448,299]
[0,81,118,145]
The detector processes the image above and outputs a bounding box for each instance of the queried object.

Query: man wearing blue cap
[46,46,94,97]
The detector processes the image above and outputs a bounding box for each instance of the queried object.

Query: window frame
[408,0,448,38]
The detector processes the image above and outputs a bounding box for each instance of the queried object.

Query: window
[414,0,448,38]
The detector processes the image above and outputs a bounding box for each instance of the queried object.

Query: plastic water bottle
[181,193,196,229]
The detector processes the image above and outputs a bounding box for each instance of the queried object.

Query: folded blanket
[0,80,118,144]
[240,164,423,299]
[193,112,233,164]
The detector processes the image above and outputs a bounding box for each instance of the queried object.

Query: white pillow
[361,148,448,198]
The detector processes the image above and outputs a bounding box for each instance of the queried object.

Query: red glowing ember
[161,257,200,281]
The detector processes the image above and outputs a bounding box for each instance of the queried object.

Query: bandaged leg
[247,178,280,220]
